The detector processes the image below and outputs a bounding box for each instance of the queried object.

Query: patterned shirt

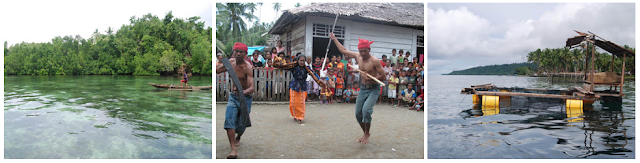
[286,66,308,92]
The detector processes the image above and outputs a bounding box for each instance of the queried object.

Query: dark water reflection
[4,75,212,158]
[428,75,634,159]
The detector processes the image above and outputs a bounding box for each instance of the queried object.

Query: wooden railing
[216,68,292,101]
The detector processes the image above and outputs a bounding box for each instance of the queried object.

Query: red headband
[233,42,248,52]
[358,37,374,49]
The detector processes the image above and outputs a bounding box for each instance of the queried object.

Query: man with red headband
[329,33,386,145]
[216,42,255,159]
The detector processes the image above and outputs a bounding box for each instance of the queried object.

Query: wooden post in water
[590,41,595,92]
[610,54,615,90]
[621,52,626,96]
[584,43,588,82]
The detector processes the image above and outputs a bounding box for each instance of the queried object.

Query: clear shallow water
[4,75,212,158]
[428,75,635,159]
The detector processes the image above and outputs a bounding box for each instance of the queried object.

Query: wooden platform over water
[461,83,623,103]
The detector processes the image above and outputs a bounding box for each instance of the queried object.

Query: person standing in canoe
[216,42,255,159]
[330,33,386,145]
[181,71,188,87]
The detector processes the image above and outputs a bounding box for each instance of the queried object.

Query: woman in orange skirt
[275,55,317,124]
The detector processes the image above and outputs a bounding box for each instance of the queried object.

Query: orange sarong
[289,89,306,120]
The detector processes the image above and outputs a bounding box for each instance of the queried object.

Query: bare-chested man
[216,42,255,159]
[330,33,386,144]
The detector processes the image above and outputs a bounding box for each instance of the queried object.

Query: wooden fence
[216,68,292,101]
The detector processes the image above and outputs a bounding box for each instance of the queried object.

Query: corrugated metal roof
[566,32,634,58]
[269,3,424,34]
[594,39,635,58]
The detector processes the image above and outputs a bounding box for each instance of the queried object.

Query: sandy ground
[215,102,424,159]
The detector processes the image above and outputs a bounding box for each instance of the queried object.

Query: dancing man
[216,42,255,159]
[329,33,386,144]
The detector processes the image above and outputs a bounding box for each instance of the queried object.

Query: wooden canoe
[149,83,212,90]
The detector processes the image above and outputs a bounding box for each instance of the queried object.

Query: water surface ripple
[4,75,212,159]
[428,75,634,159]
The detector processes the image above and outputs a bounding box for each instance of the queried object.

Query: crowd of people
[303,48,424,112]
[216,41,424,112]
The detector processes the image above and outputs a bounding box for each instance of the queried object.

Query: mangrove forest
[4,12,213,76]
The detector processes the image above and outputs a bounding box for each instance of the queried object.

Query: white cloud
[427,6,493,59]
[427,3,634,75]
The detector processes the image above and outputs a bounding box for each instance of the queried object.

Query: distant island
[445,62,537,75]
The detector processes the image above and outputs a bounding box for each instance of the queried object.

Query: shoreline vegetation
[441,74,635,80]
[4,12,212,76]
[445,46,635,77]
[445,62,537,76]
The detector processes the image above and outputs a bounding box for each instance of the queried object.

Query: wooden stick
[347,64,385,86]
[320,14,339,75]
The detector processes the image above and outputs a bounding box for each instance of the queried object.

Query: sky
[215,2,304,31]
[247,2,304,26]
[1,0,212,46]
[427,3,635,75]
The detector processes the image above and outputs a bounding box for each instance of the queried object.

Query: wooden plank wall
[291,18,306,55]
[349,21,421,59]
[216,68,292,101]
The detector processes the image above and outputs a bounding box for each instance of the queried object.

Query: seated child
[352,82,360,101]
[343,84,353,103]
[412,93,424,111]
[400,83,416,108]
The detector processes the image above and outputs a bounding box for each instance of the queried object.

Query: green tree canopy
[4,12,212,76]
[526,46,634,75]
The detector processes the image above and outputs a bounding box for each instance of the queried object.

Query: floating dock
[462,30,632,107]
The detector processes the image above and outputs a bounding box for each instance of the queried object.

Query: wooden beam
[574,86,588,94]
[475,91,593,100]
[595,93,622,98]
[472,83,492,87]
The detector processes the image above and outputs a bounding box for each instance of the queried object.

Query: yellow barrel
[566,99,584,122]
[482,95,499,107]
[566,99,583,109]
[481,105,500,116]
[473,94,481,105]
